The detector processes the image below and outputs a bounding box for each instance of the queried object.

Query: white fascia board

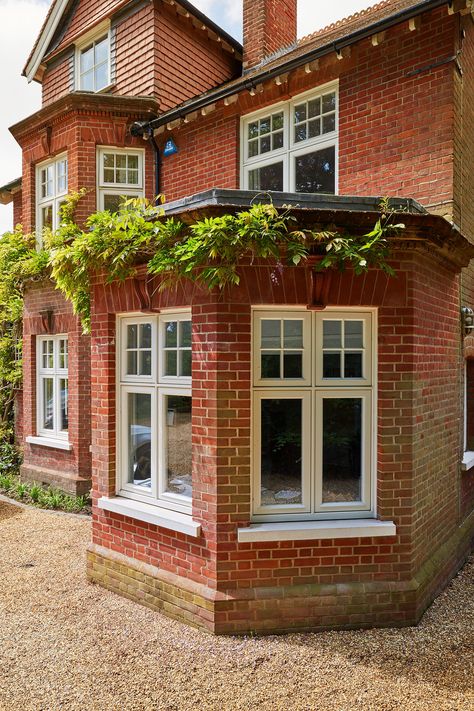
[98,496,201,537]
[238,519,396,543]
[25,0,70,83]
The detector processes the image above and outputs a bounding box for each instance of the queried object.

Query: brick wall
[243,0,297,69]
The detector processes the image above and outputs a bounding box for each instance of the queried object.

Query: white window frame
[75,24,111,93]
[252,307,376,522]
[117,310,192,514]
[241,81,339,194]
[36,154,68,244]
[36,335,69,441]
[96,147,145,210]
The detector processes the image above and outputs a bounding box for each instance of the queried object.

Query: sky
[0,0,376,233]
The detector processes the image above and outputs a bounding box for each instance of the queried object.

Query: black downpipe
[147,128,161,201]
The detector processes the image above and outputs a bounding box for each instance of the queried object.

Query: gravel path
[0,498,473,711]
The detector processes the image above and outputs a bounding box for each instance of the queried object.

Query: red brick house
[2,0,474,633]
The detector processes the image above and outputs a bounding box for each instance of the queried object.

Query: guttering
[132,0,454,135]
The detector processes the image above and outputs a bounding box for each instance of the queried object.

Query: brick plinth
[20,463,91,496]
[87,510,474,635]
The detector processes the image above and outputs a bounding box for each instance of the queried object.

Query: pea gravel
[0,499,473,711]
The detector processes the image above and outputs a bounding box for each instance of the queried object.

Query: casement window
[118,312,192,513]
[97,148,145,211]
[77,32,110,92]
[36,335,69,440]
[252,309,375,521]
[36,155,68,240]
[462,360,474,471]
[241,82,338,194]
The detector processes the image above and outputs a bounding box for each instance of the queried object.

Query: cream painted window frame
[35,154,68,246]
[75,25,111,93]
[252,307,377,522]
[36,334,69,441]
[96,147,145,211]
[117,311,192,514]
[240,80,339,194]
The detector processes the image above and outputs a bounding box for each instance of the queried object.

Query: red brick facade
[6,0,474,633]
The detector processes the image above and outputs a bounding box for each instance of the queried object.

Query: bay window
[118,312,192,512]
[242,82,338,194]
[252,309,375,521]
[97,147,144,210]
[36,335,69,440]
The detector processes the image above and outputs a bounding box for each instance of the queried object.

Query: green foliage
[0,227,48,435]
[49,193,404,333]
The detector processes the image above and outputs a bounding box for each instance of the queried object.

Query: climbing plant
[48,192,404,333]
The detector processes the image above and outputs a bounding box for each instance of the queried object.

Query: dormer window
[77,32,110,92]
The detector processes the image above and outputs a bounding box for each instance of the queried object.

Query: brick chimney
[243,0,297,70]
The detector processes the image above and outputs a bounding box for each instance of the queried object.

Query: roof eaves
[0,177,22,206]
[23,0,70,82]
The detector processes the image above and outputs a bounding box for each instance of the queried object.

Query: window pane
[308,118,321,139]
[116,155,127,169]
[294,146,335,194]
[345,321,363,349]
[248,121,259,139]
[80,45,94,72]
[344,352,363,378]
[116,169,127,184]
[139,351,152,376]
[272,131,284,150]
[322,113,336,134]
[127,351,137,375]
[248,162,284,191]
[180,349,192,377]
[94,62,109,91]
[42,378,54,430]
[260,135,271,154]
[294,104,306,123]
[323,320,341,349]
[261,353,280,379]
[165,322,177,348]
[283,352,302,378]
[42,340,53,369]
[139,323,152,349]
[322,92,336,113]
[261,399,302,506]
[94,36,109,64]
[60,379,68,431]
[261,320,280,348]
[308,98,321,118]
[322,398,362,503]
[165,350,177,376]
[283,320,303,348]
[259,117,270,134]
[127,325,137,349]
[41,205,53,231]
[323,352,341,378]
[272,112,284,130]
[127,392,152,488]
[59,339,68,369]
[180,320,192,347]
[165,395,192,498]
[80,70,94,91]
[294,124,307,143]
[103,194,134,211]
[103,153,115,168]
[248,140,259,158]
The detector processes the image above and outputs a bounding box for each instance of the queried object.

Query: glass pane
[94,36,109,64]
[139,351,152,376]
[127,351,137,375]
[42,378,54,430]
[80,45,94,72]
[261,353,280,379]
[60,379,68,431]
[116,155,127,169]
[165,395,192,498]
[103,153,115,168]
[248,122,259,139]
[116,169,127,184]
[294,146,336,194]
[272,112,284,130]
[322,113,336,134]
[261,319,280,348]
[42,340,53,369]
[94,62,109,91]
[344,352,363,379]
[41,206,53,230]
[248,162,284,192]
[127,169,139,185]
[260,136,271,154]
[128,154,139,170]
[139,323,152,349]
[283,320,303,348]
[283,352,302,378]
[294,104,306,123]
[322,398,362,503]
[127,392,152,488]
[294,124,307,143]
[323,352,341,378]
[259,117,270,134]
[323,320,341,348]
[180,349,192,377]
[165,350,177,376]
[308,118,321,139]
[308,98,321,118]
[261,399,302,506]
[59,339,68,370]
[345,321,363,349]
[80,69,94,91]
[248,140,259,158]
[180,321,192,347]
[103,169,115,184]
[165,321,177,348]
[127,325,137,349]
[322,92,336,113]
[103,194,131,211]
[272,131,284,150]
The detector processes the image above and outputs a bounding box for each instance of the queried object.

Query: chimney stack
[243,0,297,70]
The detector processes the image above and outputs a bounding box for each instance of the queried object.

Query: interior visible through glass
[322,398,362,503]
[261,398,302,506]
[165,395,192,499]
[127,392,152,489]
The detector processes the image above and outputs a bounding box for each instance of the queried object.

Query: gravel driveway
[0,498,473,711]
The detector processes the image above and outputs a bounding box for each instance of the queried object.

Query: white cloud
[0,0,375,234]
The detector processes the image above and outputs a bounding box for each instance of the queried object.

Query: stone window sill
[461,451,474,472]
[25,436,73,451]
[237,519,396,543]
[98,496,201,538]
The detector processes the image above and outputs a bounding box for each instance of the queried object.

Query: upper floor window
[77,32,110,92]
[97,147,145,211]
[241,82,338,195]
[36,155,68,242]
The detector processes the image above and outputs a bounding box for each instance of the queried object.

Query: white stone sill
[237,519,397,543]
[25,435,73,451]
[461,451,474,472]
[98,496,201,538]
